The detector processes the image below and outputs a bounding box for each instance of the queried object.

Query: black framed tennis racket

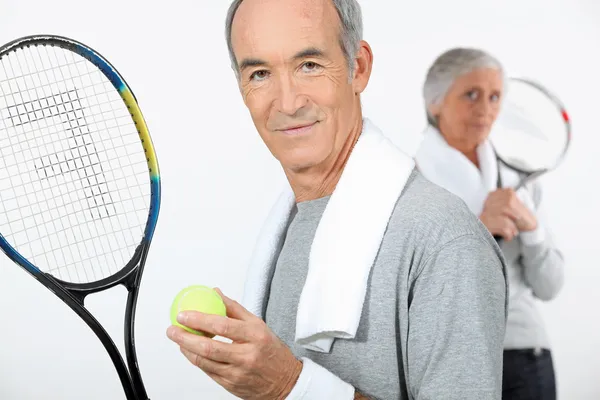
[489,77,571,242]
[0,35,160,399]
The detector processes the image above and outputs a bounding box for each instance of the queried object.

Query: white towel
[415,125,539,222]
[241,118,415,353]
[414,125,499,216]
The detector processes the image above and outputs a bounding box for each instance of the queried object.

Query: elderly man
[167,0,508,399]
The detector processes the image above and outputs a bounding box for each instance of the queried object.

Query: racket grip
[493,234,503,243]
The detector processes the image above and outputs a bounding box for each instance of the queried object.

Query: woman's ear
[428,102,441,119]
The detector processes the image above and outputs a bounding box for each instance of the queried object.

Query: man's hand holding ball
[167,286,302,400]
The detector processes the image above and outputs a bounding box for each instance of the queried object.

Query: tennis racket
[489,77,571,242]
[0,35,160,399]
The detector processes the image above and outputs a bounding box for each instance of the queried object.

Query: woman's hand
[480,188,537,241]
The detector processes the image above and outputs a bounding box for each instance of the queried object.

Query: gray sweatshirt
[265,169,508,399]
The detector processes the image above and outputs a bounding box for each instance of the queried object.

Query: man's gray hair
[225,0,363,80]
[423,47,505,126]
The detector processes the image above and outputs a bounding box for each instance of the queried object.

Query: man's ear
[351,40,373,95]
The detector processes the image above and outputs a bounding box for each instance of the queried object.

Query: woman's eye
[466,90,478,101]
[490,93,500,102]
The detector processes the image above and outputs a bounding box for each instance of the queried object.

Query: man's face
[230,0,366,172]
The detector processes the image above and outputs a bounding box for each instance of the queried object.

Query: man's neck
[286,119,363,203]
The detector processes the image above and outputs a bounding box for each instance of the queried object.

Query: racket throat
[124,243,152,399]
[68,286,88,305]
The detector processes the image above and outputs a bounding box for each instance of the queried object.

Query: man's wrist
[277,358,303,400]
[281,357,355,399]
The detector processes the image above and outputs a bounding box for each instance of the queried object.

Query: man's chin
[281,161,318,174]
[277,153,324,174]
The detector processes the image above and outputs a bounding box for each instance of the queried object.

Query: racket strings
[491,80,569,172]
[1,44,146,284]
[0,48,114,285]
[0,44,150,284]
[0,47,112,284]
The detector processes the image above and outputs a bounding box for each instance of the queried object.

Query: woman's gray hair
[423,47,505,126]
[225,0,363,80]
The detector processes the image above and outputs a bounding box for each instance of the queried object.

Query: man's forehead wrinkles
[235,28,329,62]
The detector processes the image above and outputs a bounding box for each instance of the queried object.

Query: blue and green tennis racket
[0,35,160,399]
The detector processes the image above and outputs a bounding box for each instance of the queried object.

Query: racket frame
[491,77,571,244]
[0,35,161,400]
[494,77,572,190]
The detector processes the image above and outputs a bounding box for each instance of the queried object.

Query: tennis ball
[170,285,227,338]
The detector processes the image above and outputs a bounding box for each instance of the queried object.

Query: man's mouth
[278,121,318,135]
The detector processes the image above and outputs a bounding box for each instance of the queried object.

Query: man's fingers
[179,347,251,389]
[174,311,257,343]
[167,325,251,363]
[179,347,230,375]
[214,288,257,321]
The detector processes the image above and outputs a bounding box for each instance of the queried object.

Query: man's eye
[250,70,269,81]
[301,62,321,72]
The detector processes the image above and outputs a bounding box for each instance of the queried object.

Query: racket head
[490,77,571,175]
[0,35,161,291]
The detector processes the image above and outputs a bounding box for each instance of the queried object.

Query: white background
[0,0,599,399]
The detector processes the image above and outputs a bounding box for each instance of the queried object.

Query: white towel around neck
[241,118,415,353]
[414,125,499,216]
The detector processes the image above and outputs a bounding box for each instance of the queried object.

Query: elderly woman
[415,47,565,400]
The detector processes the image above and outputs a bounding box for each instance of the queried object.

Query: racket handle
[493,235,503,244]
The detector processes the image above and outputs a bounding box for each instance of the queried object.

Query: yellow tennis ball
[170,285,227,337]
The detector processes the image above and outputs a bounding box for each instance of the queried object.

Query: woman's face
[430,68,503,152]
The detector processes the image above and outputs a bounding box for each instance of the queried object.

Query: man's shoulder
[385,168,506,290]
[388,168,497,250]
